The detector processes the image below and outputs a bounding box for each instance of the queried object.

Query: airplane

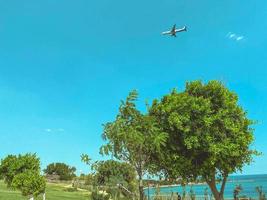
[161,24,187,37]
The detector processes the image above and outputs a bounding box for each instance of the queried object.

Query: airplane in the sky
[161,24,187,37]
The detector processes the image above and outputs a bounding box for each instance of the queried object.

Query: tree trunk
[138,175,144,200]
[206,174,228,200]
[43,193,46,200]
[29,196,34,200]
[219,175,228,200]
[207,181,221,200]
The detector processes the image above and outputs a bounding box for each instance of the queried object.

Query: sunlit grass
[0,181,90,200]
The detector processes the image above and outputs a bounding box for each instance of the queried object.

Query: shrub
[91,191,110,200]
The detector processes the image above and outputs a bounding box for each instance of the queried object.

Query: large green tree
[149,80,259,200]
[44,162,76,181]
[101,90,167,200]
[0,153,46,200]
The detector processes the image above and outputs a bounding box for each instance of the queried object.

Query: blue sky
[0,0,266,175]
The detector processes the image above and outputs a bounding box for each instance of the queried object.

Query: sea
[144,174,267,199]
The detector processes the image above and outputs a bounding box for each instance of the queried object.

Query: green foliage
[93,160,136,192]
[78,172,96,186]
[84,174,96,186]
[101,90,167,171]
[0,154,41,187]
[0,153,46,198]
[149,80,259,199]
[91,191,110,200]
[44,163,76,180]
[11,170,46,197]
[101,90,167,200]
[81,154,92,166]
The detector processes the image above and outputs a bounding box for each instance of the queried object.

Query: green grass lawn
[0,181,90,200]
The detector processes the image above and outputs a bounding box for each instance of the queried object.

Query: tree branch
[220,173,228,197]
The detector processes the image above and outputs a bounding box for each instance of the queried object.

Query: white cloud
[44,128,65,133]
[229,33,236,38]
[44,128,52,132]
[226,32,245,42]
[236,36,244,41]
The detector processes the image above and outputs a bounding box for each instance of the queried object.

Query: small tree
[149,80,259,200]
[11,170,46,199]
[44,162,76,180]
[81,155,137,199]
[0,154,40,186]
[0,153,46,200]
[101,90,167,200]
[93,160,136,192]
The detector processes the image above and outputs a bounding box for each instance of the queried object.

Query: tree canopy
[0,153,42,187]
[44,162,76,180]
[101,90,167,200]
[149,80,259,200]
[93,160,136,192]
[0,153,46,199]
[11,170,46,197]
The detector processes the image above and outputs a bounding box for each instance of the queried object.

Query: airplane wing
[161,31,171,35]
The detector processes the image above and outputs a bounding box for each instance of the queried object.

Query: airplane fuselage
[162,25,187,37]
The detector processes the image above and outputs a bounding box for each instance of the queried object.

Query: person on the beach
[177,192,181,200]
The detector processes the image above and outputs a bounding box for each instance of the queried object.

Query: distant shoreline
[144,174,267,190]
[144,182,206,190]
